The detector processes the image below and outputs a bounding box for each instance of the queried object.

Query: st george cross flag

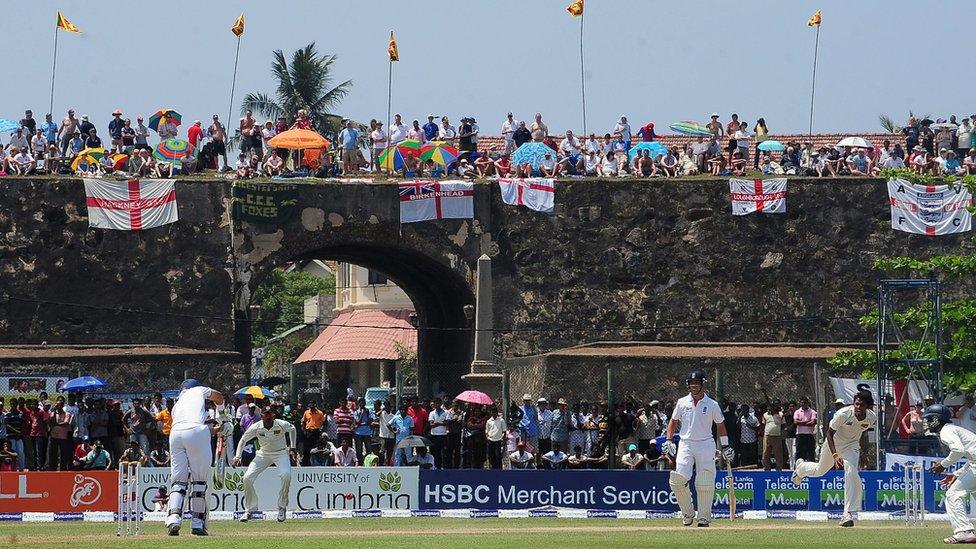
[887,178,973,236]
[498,178,555,213]
[399,180,474,223]
[83,178,178,230]
[729,178,787,215]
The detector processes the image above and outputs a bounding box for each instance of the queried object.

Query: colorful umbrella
[628,141,669,161]
[455,390,494,405]
[62,376,108,392]
[234,386,278,399]
[394,139,422,158]
[669,121,713,137]
[70,147,106,171]
[268,128,330,150]
[153,138,192,164]
[148,109,182,132]
[0,119,21,133]
[378,146,411,171]
[511,142,556,169]
[757,140,786,152]
[111,153,130,170]
[419,141,459,166]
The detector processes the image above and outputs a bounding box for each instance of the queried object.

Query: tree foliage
[251,269,335,348]
[241,42,353,138]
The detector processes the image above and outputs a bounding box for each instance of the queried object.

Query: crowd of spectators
[3,387,974,472]
[4,107,975,180]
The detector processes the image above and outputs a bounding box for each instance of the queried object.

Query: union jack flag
[399,180,474,223]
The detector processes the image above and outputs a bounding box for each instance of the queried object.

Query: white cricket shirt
[939,423,976,469]
[670,393,724,441]
[170,386,212,431]
[236,418,296,456]
[828,405,877,445]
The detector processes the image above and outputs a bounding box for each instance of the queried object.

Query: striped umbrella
[70,147,106,171]
[669,121,713,137]
[394,139,422,157]
[153,138,192,164]
[378,146,410,171]
[419,141,459,166]
[148,109,182,132]
[234,386,278,399]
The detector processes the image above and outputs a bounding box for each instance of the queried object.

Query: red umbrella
[455,390,493,406]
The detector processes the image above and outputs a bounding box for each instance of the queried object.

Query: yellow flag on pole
[56,11,80,33]
[566,0,584,16]
[231,13,245,37]
[388,32,399,62]
[807,10,822,27]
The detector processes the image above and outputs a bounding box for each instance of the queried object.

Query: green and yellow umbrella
[71,147,106,171]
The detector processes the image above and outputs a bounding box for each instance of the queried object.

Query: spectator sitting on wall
[621,443,645,470]
[150,441,170,467]
[410,446,436,469]
[509,441,534,469]
[541,442,566,470]
[310,436,336,466]
[85,440,112,470]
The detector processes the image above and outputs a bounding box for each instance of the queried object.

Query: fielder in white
[791,390,875,528]
[663,370,735,527]
[234,405,298,523]
[165,379,230,537]
[922,404,976,544]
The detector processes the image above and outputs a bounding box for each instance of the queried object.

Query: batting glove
[722,445,735,463]
[662,440,677,458]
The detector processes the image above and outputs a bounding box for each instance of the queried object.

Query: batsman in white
[921,404,976,544]
[663,370,735,527]
[234,405,298,523]
[791,390,875,528]
[165,379,230,536]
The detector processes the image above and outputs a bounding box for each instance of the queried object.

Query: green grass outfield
[2,518,943,548]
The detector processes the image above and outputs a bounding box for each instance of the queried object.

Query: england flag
[399,180,474,223]
[729,178,787,215]
[498,178,555,213]
[888,178,973,236]
[83,178,178,230]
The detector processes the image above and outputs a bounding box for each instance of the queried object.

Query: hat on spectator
[427,114,436,118]
[247,402,256,408]
[537,397,547,404]
[649,400,659,407]
[834,398,845,404]
[557,398,569,406]
[628,443,638,451]
[522,393,533,401]
[517,440,526,447]
[261,405,275,414]
[710,113,719,118]
[81,114,89,120]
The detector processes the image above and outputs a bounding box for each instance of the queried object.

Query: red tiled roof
[294,309,417,363]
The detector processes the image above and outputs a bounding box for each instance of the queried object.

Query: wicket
[903,463,925,527]
[117,462,141,536]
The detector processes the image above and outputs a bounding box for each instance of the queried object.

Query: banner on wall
[0,471,118,512]
[887,178,973,236]
[0,375,69,395]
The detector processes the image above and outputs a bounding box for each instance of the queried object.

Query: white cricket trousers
[674,438,717,480]
[794,439,861,515]
[945,465,976,535]
[243,450,292,512]
[170,425,213,484]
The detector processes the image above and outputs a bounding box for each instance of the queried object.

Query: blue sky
[6,1,974,136]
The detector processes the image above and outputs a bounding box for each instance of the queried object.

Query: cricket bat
[214,436,227,478]
[725,453,736,521]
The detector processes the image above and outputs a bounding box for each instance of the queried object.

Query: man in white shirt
[541,442,567,469]
[389,114,407,146]
[663,370,734,528]
[792,391,876,528]
[509,441,534,469]
[234,406,297,523]
[501,113,518,155]
[10,148,35,175]
[924,404,976,544]
[540,152,559,177]
[583,151,600,176]
[428,398,450,469]
[30,129,47,160]
[410,445,436,469]
[438,117,457,145]
[613,116,632,151]
[955,394,976,434]
[333,437,358,466]
[370,122,388,172]
[485,407,507,469]
[8,129,28,152]
[166,379,228,537]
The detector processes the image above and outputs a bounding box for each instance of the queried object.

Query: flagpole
[386,58,393,174]
[49,27,59,116]
[228,35,242,133]
[808,24,820,137]
[579,11,587,135]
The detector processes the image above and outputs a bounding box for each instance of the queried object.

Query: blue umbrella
[628,141,669,161]
[512,142,557,169]
[235,386,278,399]
[62,376,109,392]
[0,119,21,133]
[757,140,786,152]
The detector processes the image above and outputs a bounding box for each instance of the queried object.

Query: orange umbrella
[268,128,330,150]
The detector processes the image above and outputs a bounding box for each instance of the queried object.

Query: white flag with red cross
[83,178,178,230]
[887,178,972,236]
[498,178,555,213]
[729,178,787,215]
[398,180,474,223]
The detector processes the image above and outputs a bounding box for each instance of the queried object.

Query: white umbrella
[930,122,958,131]
[837,136,872,149]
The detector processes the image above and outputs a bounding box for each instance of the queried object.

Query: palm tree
[241,43,353,138]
